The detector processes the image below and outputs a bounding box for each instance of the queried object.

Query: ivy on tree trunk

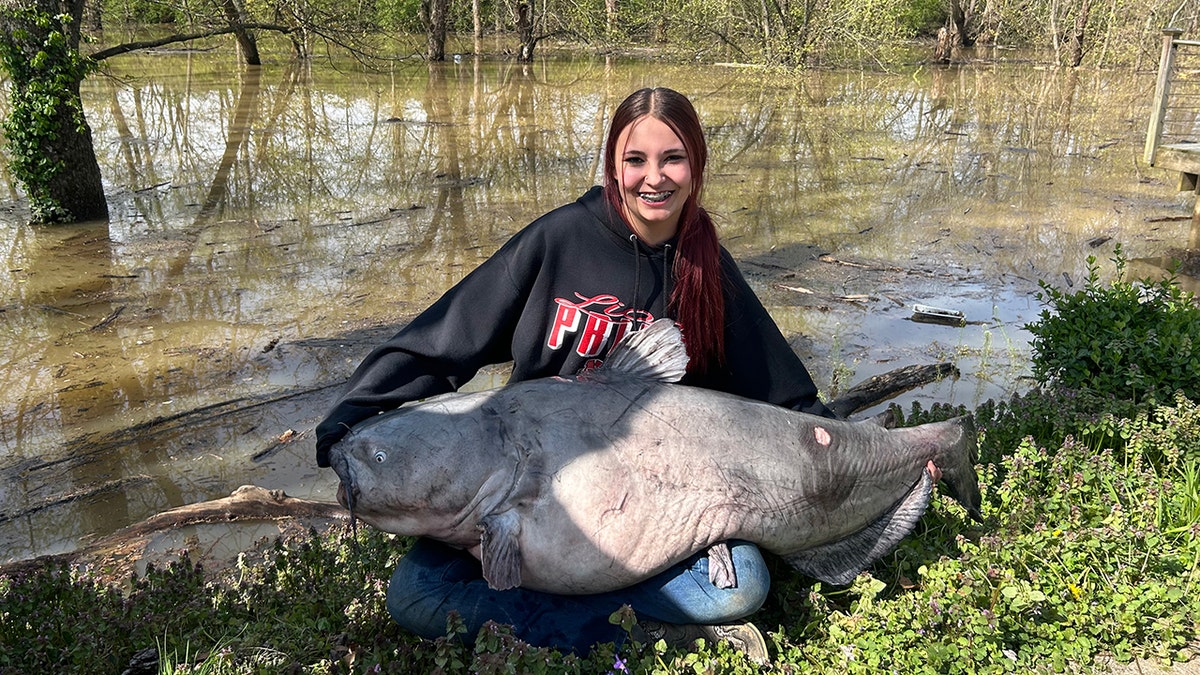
[0,0,107,224]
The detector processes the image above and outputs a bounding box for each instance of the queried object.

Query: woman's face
[613,115,693,245]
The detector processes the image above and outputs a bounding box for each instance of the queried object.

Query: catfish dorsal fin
[592,318,689,383]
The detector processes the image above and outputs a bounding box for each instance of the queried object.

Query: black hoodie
[315,186,832,467]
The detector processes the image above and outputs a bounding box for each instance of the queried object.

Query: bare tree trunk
[426,0,449,61]
[1049,0,1062,65]
[515,0,535,61]
[758,0,771,43]
[83,0,101,31]
[606,0,617,34]
[825,363,960,418]
[934,0,972,62]
[1066,0,1093,67]
[655,0,669,43]
[0,0,108,224]
[934,19,961,62]
[950,0,969,42]
[473,0,483,40]
[0,485,350,577]
[221,0,261,65]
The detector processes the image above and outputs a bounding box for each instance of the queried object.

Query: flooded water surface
[1,44,1196,563]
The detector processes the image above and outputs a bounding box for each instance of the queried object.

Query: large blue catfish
[328,319,982,594]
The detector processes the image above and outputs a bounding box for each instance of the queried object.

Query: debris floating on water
[911,304,966,326]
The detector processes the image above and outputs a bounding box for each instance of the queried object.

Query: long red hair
[603,88,725,373]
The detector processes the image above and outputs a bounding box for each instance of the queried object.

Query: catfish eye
[373,450,387,463]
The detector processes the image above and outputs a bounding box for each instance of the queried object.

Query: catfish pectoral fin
[479,511,523,591]
[783,469,935,586]
[706,541,737,589]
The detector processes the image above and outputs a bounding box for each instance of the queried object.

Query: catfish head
[326,393,524,548]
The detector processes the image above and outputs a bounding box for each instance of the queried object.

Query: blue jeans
[385,538,770,654]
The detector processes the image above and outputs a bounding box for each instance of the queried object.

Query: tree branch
[88,23,295,61]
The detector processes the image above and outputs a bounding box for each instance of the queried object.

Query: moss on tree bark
[0,0,107,224]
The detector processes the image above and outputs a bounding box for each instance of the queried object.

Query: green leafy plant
[100,0,183,24]
[1025,244,1200,404]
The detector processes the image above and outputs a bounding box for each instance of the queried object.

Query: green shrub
[101,0,183,25]
[373,0,426,33]
[970,387,1145,467]
[898,0,946,36]
[1025,244,1200,404]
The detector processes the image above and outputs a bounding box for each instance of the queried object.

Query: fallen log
[827,362,960,418]
[114,485,347,538]
[0,485,347,577]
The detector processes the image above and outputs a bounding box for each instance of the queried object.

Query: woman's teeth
[640,191,672,203]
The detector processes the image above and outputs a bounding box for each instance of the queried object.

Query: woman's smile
[639,190,674,203]
[614,116,693,245]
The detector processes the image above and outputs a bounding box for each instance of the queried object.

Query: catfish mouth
[330,452,360,537]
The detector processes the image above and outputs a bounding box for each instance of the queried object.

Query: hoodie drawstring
[662,243,674,312]
[628,234,675,332]
[629,234,642,331]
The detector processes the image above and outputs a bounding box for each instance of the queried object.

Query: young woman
[315,87,834,656]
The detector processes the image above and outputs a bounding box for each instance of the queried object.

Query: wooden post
[1191,189,1200,250]
[1145,28,1183,166]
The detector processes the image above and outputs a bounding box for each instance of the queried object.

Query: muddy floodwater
[1,43,1197,565]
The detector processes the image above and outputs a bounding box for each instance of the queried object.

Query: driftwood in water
[827,362,960,418]
[112,485,347,538]
[0,485,347,576]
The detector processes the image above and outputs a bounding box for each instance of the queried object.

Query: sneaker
[634,619,770,664]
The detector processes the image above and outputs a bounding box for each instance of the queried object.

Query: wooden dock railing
[1145,28,1200,247]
